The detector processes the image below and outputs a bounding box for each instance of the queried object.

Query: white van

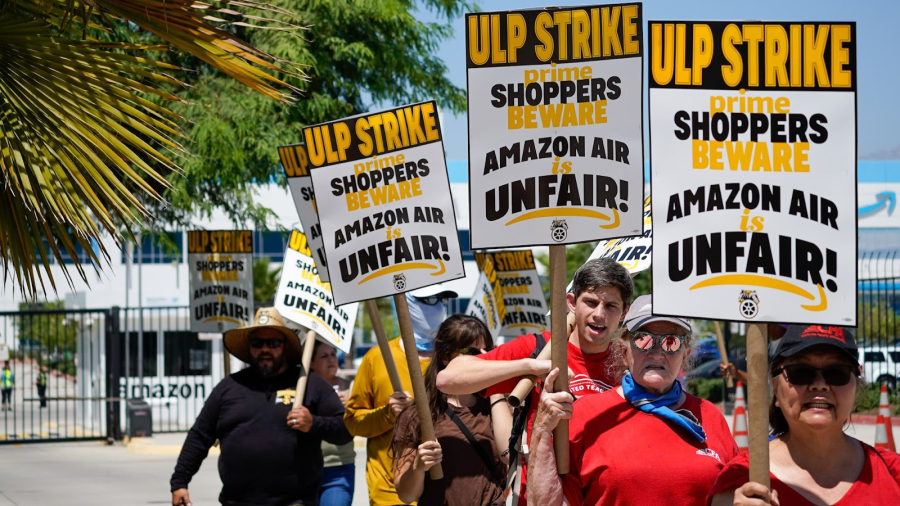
[859,346,900,388]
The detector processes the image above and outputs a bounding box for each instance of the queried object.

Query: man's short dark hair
[570,257,634,304]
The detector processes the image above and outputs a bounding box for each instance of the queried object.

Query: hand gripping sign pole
[302,101,465,481]
[394,293,443,479]
[509,312,576,408]
[713,321,733,389]
[365,299,404,393]
[549,245,569,473]
[294,329,319,407]
[746,323,770,488]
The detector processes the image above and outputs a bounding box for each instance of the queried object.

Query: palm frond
[0,0,308,299]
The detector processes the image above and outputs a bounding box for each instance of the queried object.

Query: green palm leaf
[0,0,306,298]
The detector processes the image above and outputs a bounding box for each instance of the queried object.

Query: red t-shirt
[707,444,900,505]
[480,331,618,506]
[563,391,738,506]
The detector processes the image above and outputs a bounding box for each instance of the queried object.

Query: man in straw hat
[171,307,352,506]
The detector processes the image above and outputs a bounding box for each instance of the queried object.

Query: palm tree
[0,0,304,297]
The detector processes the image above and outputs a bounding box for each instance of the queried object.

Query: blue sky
[410,0,900,161]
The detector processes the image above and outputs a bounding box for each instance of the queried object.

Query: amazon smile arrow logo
[858,191,896,218]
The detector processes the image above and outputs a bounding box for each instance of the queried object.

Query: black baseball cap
[772,325,859,365]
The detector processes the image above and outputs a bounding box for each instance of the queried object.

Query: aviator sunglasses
[772,363,858,386]
[630,330,687,354]
[250,338,285,349]
[414,296,441,305]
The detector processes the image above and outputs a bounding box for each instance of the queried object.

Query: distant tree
[253,258,283,307]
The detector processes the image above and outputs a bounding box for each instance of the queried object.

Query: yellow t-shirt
[344,338,430,506]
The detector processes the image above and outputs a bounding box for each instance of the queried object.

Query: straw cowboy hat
[223,307,303,365]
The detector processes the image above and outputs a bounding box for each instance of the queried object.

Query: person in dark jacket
[170,307,352,506]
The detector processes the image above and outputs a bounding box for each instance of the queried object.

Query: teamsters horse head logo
[393,274,407,291]
[550,219,568,242]
[738,290,760,319]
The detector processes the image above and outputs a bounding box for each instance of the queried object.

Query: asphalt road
[0,435,369,506]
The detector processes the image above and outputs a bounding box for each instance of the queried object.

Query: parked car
[858,346,900,389]
[685,359,724,381]
[691,336,721,364]
[351,343,376,370]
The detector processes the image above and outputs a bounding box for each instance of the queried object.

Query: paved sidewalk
[0,434,369,506]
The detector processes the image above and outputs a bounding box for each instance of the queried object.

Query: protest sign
[567,196,652,294]
[275,230,359,353]
[278,143,330,282]
[466,4,645,249]
[303,101,465,306]
[188,230,255,333]
[649,21,857,326]
[475,250,548,337]
[465,255,508,338]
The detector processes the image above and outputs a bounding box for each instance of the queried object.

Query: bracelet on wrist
[491,397,508,408]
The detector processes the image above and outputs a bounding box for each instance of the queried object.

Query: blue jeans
[318,463,354,506]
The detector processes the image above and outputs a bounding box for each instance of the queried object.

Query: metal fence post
[106,307,123,442]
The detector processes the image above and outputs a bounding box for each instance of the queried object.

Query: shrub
[687,378,724,403]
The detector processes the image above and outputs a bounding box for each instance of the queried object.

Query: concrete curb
[122,435,366,455]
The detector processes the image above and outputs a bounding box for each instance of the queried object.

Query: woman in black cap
[709,325,900,505]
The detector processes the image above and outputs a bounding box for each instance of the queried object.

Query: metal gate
[0,306,217,444]
[0,308,111,443]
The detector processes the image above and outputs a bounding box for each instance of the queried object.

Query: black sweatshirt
[170,366,352,506]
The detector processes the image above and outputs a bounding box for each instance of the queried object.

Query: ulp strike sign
[303,101,465,305]
[467,4,644,248]
[275,230,358,352]
[649,21,857,325]
[188,230,255,332]
[278,143,330,282]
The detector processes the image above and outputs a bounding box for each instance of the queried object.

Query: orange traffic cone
[735,381,747,411]
[876,414,891,450]
[878,385,896,452]
[733,404,749,452]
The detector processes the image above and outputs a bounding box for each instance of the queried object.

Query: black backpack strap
[445,405,497,478]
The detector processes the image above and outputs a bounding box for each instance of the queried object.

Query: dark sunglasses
[455,347,482,356]
[250,338,284,349]
[630,330,687,354]
[772,363,858,386]
[414,296,441,305]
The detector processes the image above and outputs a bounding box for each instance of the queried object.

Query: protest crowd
[169,4,900,506]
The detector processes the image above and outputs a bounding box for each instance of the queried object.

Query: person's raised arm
[436,354,550,395]
[489,394,513,465]
[526,368,572,506]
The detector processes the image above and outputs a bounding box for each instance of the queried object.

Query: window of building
[121,331,159,377]
[164,332,211,376]
[121,232,183,264]
[253,230,290,262]
[458,230,475,261]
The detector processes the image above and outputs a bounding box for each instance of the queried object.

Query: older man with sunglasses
[171,308,352,506]
[528,295,738,506]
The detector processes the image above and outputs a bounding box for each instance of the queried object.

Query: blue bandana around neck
[621,371,706,442]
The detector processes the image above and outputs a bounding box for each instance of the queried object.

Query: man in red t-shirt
[436,257,634,506]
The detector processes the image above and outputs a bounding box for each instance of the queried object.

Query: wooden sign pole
[223,346,232,376]
[746,323,770,488]
[712,321,734,389]
[549,245,569,474]
[365,299,404,393]
[293,329,318,407]
[394,293,443,480]
[509,312,576,407]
